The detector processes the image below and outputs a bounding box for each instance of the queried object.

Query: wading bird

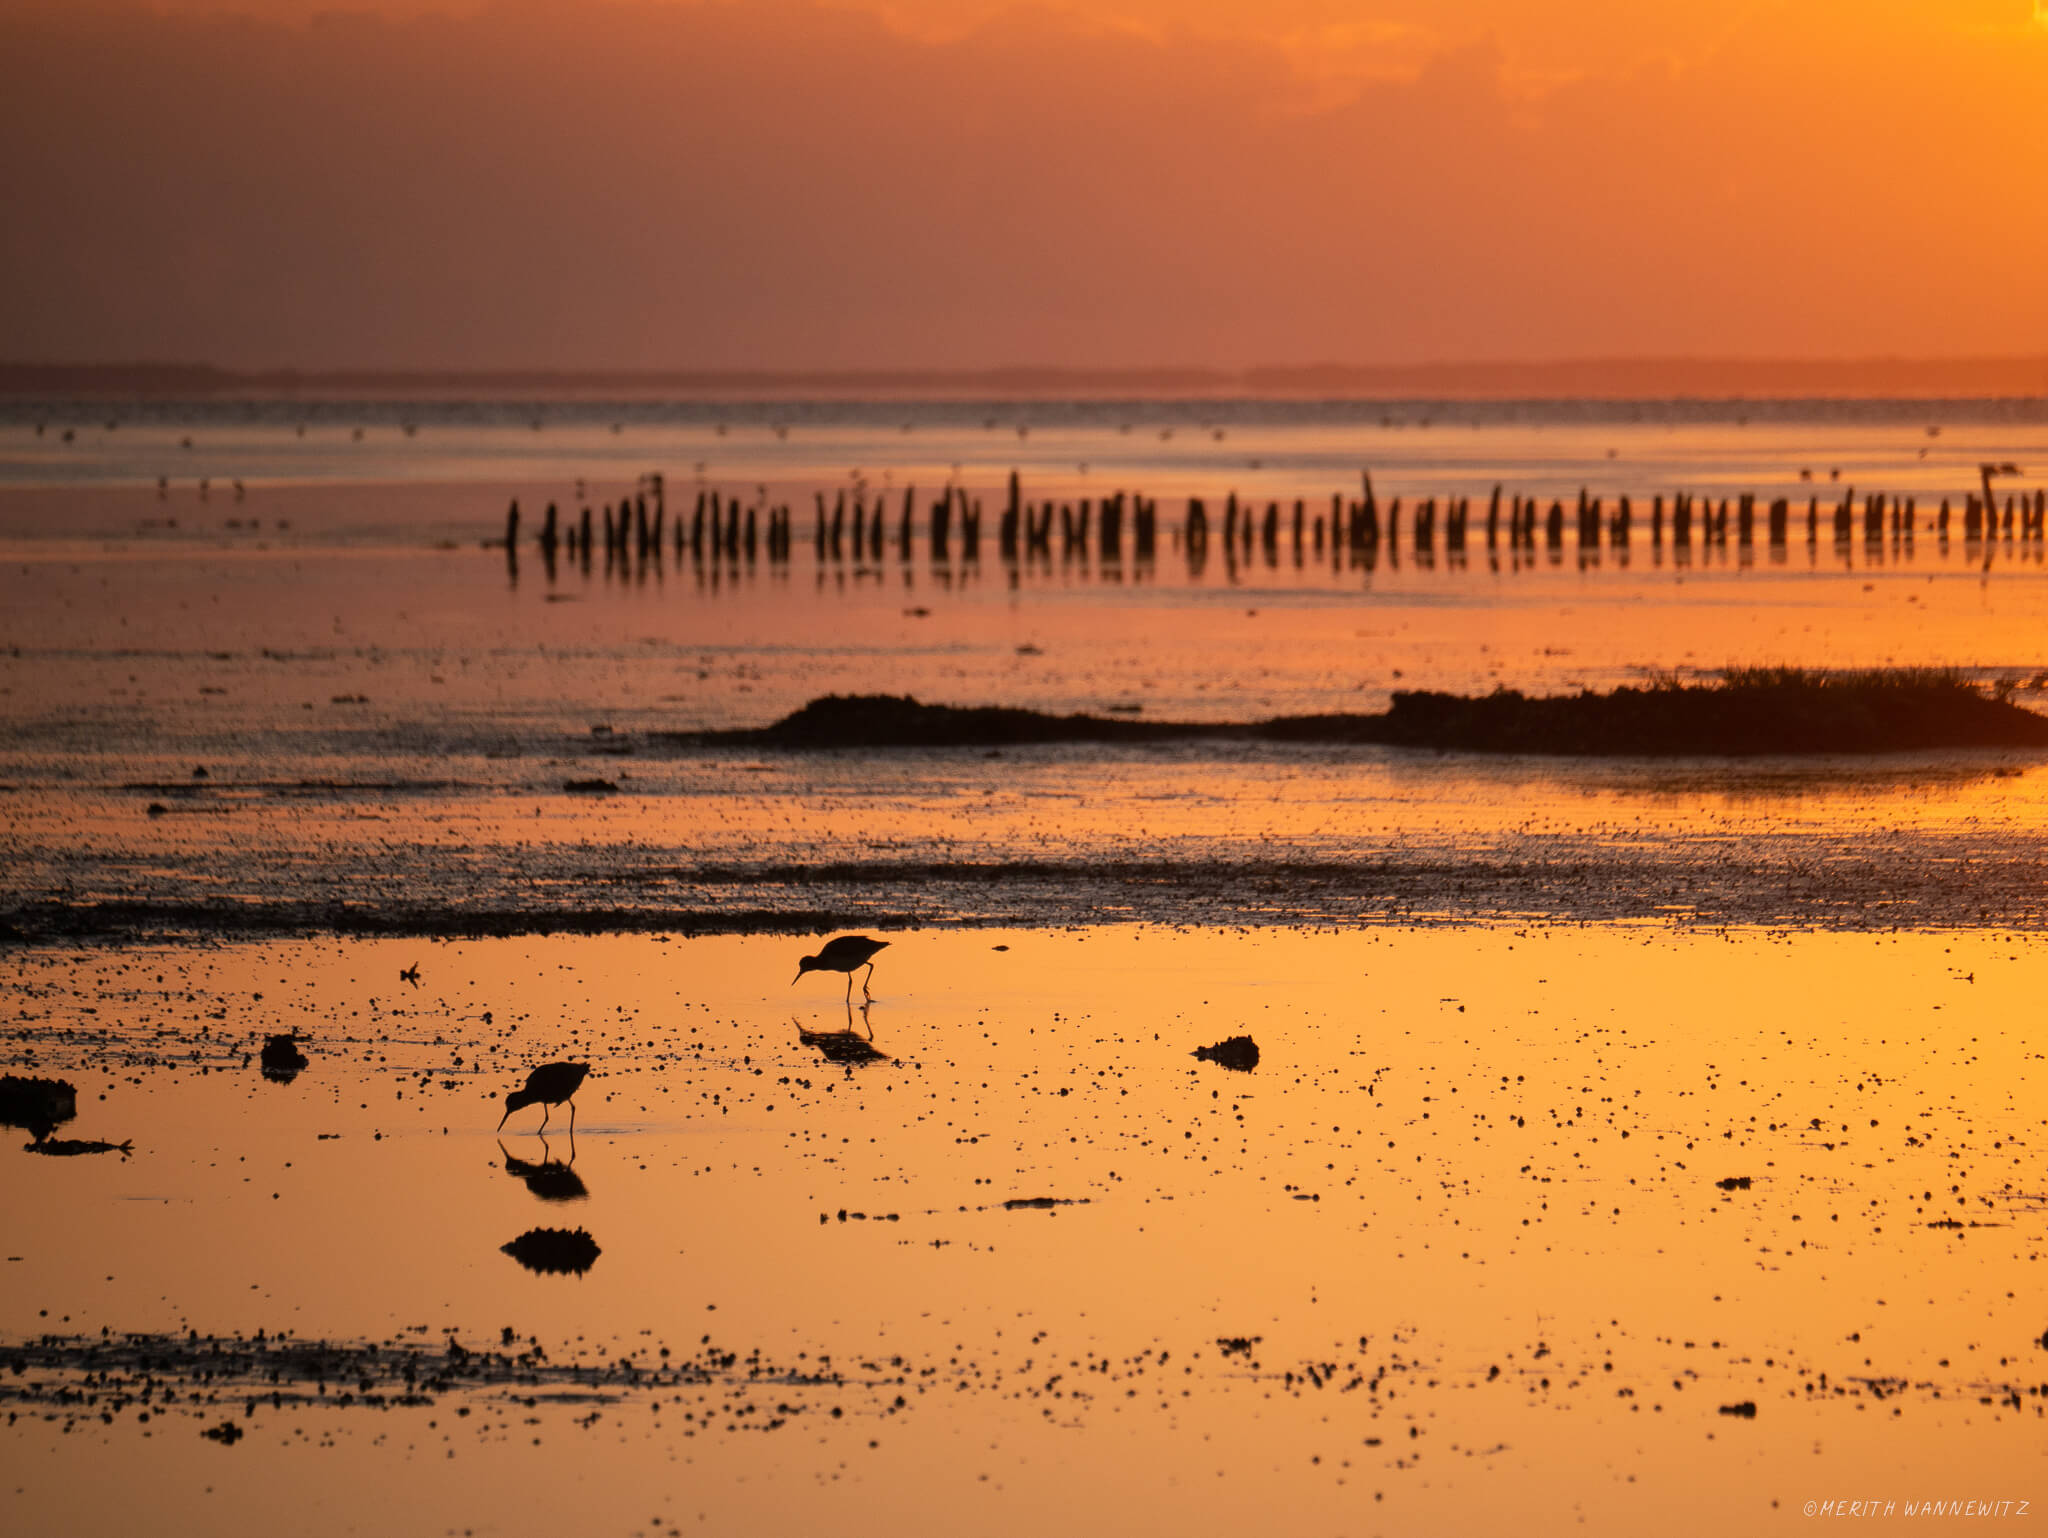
[794,935,890,1002]
[497,1062,590,1134]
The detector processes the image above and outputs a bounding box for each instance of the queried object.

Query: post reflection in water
[507,460,2048,599]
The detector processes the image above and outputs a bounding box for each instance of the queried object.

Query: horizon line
[6,356,2048,402]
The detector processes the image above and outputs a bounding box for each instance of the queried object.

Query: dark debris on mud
[0,1329,876,1437]
[18,837,2048,944]
[7,1320,2042,1449]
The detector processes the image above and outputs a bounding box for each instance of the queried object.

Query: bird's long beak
[496,1106,511,1131]
[791,970,802,986]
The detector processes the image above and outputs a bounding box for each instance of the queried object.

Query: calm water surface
[4,399,2048,1533]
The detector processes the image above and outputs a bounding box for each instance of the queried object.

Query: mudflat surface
[9,457,2048,1533]
[5,926,2048,1536]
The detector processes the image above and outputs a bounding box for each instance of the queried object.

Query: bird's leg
[862,960,876,999]
[844,971,854,1003]
[858,998,874,1038]
[538,1103,551,1134]
[568,1099,577,1135]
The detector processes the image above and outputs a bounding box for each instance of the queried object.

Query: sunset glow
[2,0,2044,368]
[8,5,2048,1537]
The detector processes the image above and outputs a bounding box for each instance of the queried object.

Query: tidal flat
[6,404,2048,1531]
[5,927,2048,1535]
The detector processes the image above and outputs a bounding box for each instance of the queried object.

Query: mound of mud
[681,674,2048,757]
[683,693,1230,749]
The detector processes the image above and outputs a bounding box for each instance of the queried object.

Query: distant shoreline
[5,358,2047,402]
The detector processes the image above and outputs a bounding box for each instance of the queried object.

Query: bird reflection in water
[498,1133,588,1202]
[797,1013,892,1067]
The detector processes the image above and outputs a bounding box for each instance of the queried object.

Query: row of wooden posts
[501,468,2047,568]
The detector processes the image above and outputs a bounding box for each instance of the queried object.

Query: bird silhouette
[794,935,890,1001]
[498,1062,590,1134]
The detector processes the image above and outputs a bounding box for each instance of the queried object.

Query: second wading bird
[794,935,890,1001]
[497,1061,590,1134]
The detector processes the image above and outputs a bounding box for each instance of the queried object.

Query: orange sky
[3,0,2044,370]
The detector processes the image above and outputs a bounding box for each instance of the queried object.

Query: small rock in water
[1193,1036,1259,1072]
[202,1420,245,1444]
[1717,1402,1757,1418]
[1715,1176,1752,1191]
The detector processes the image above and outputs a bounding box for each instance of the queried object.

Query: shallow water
[6,402,2048,1531]
[5,927,2047,1535]
[6,396,2048,508]
[9,476,2048,935]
